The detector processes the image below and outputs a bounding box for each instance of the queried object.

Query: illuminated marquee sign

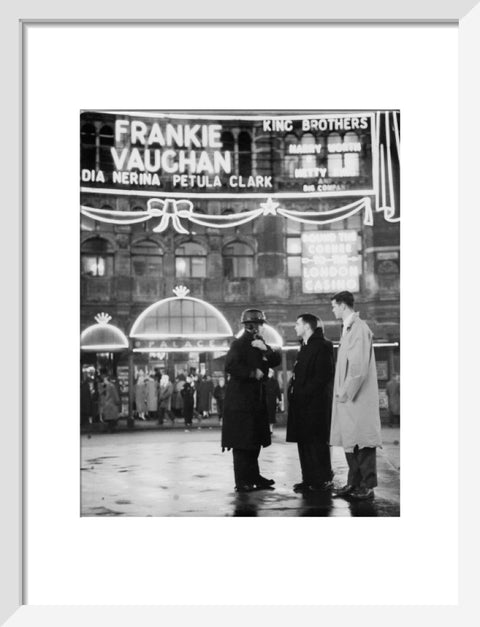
[80,112,374,196]
[133,338,230,353]
[301,230,362,294]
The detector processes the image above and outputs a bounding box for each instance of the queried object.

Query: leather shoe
[332,484,355,497]
[235,484,256,493]
[256,475,275,487]
[293,482,308,492]
[349,487,375,501]
[306,481,334,492]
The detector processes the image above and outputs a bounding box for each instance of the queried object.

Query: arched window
[254,134,272,177]
[131,240,163,277]
[300,133,316,170]
[175,242,207,278]
[327,131,360,177]
[221,131,235,152]
[81,237,114,277]
[220,132,235,178]
[99,125,114,171]
[223,241,254,279]
[80,123,96,169]
[327,132,343,177]
[343,131,360,176]
[238,131,252,177]
[284,134,300,178]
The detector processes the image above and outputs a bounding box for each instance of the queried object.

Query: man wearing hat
[221,309,281,492]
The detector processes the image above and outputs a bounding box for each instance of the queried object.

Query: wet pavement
[81,425,400,517]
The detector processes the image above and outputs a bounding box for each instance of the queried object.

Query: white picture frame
[2,0,477,624]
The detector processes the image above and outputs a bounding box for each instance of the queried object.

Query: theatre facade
[80,110,400,417]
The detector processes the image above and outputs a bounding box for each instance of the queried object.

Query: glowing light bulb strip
[82,206,145,216]
[277,197,364,217]
[133,346,230,354]
[133,333,232,339]
[81,206,151,225]
[380,143,387,209]
[385,112,398,222]
[187,209,264,229]
[373,111,401,222]
[187,209,262,220]
[392,111,401,160]
[152,214,189,234]
[277,198,373,226]
[81,344,129,352]
[278,202,372,227]
[372,112,380,211]
[375,111,381,213]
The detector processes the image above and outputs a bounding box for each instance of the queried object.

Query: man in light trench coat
[330,291,382,501]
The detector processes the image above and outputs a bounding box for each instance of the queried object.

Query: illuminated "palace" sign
[133,338,231,353]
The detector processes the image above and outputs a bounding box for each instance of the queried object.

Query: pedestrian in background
[172,374,185,418]
[145,370,158,420]
[221,308,281,492]
[286,314,335,493]
[386,373,400,427]
[330,291,382,501]
[158,374,174,425]
[196,374,214,426]
[98,368,121,433]
[181,376,195,430]
[134,369,147,421]
[213,376,226,423]
[81,369,95,427]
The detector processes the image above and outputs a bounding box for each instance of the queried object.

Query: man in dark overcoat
[196,374,214,418]
[287,313,335,492]
[221,308,281,492]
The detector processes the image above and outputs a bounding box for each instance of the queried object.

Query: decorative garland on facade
[81,196,374,234]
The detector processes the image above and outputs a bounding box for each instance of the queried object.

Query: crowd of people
[81,363,283,433]
[221,291,398,501]
[133,370,228,430]
[82,290,399,502]
[81,366,122,432]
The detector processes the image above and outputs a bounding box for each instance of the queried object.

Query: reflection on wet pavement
[81,428,400,517]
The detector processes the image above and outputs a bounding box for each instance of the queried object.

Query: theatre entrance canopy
[80,313,129,353]
[130,286,234,353]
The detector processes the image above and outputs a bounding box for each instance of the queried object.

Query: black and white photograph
[80,109,400,517]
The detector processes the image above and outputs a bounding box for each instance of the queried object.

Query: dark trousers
[157,407,173,424]
[297,438,333,485]
[232,447,260,486]
[346,446,377,489]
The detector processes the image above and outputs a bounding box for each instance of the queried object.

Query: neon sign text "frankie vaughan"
[111,120,232,175]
